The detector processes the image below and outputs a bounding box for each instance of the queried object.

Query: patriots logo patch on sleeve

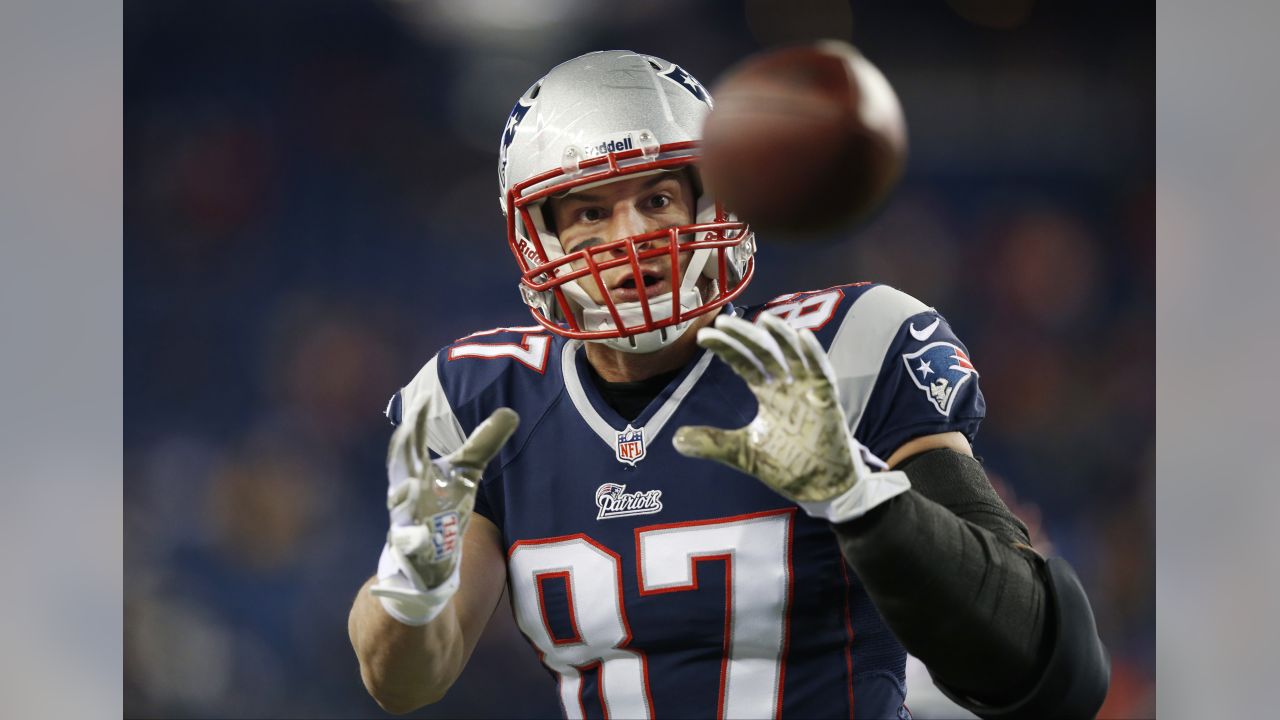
[901,341,978,416]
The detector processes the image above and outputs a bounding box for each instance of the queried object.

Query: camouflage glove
[371,404,519,625]
[673,312,910,523]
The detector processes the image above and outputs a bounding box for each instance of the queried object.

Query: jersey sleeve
[384,355,502,523]
[389,355,469,454]
[824,285,986,462]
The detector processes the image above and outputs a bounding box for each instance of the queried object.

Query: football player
[348,51,1109,719]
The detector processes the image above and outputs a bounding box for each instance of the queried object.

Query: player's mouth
[609,267,671,304]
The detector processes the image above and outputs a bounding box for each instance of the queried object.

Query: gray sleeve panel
[398,355,468,457]
[825,284,930,436]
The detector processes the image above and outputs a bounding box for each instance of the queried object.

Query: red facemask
[505,140,756,343]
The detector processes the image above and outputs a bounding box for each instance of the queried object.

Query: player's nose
[607,206,663,254]
[609,205,657,242]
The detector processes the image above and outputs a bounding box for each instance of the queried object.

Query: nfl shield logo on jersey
[615,424,646,466]
[902,341,979,416]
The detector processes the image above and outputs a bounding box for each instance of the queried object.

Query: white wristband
[796,470,911,524]
[370,560,461,626]
[370,540,462,626]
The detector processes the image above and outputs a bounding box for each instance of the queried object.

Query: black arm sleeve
[832,449,1086,712]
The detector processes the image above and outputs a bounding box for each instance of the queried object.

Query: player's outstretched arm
[838,446,1111,719]
[675,313,1108,719]
[349,406,518,713]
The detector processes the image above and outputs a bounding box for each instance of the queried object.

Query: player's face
[547,171,697,306]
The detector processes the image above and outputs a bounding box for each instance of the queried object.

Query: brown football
[700,41,907,236]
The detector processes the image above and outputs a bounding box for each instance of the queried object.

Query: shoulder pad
[445,325,556,375]
[437,326,559,417]
[825,284,932,389]
[749,282,881,344]
[763,284,983,461]
[395,325,563,459]
[394,355,468,456]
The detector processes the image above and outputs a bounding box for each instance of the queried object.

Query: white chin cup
[582,286,705,354]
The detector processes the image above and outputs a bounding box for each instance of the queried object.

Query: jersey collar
[561,338,715,453]
[560,304,742,454]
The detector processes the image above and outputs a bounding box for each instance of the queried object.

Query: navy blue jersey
[385,283,984,720]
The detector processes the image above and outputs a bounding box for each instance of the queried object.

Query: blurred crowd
[125,1,1154,717]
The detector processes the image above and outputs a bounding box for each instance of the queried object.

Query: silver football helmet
[499,50,756,354]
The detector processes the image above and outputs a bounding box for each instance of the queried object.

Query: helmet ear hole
[685,166,705,203]
[540,202,557,234]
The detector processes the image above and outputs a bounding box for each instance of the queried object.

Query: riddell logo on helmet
[580,135,634,159]
[516,237,541,266]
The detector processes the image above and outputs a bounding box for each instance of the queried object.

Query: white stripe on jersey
[399,356,469,456]
[825,285,930,436]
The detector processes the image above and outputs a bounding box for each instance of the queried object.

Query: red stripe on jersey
[837,548,856,720]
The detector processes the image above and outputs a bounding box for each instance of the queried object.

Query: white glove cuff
[371,542,462,626]
[796,470,911,524]
[371,561,460,626]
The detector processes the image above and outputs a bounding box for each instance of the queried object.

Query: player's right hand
[370,404,519,625]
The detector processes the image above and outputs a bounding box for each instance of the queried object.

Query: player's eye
[577,207,604,223]
[647,194,672,210]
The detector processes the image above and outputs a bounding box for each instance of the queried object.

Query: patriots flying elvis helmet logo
[649,58,712,107]
[902,341,978,416]
[498,97,534,189]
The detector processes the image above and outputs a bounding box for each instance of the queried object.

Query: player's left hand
[673,312,910,523]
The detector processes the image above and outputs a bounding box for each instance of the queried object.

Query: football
[700,40,907,236]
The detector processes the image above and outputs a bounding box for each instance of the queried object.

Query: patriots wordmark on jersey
[383,283,985,720]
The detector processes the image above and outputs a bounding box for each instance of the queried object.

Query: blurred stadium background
[124,1,1153,717]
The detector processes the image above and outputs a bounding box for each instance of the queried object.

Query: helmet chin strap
[578,236,715,354]
[583,285,706,354]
